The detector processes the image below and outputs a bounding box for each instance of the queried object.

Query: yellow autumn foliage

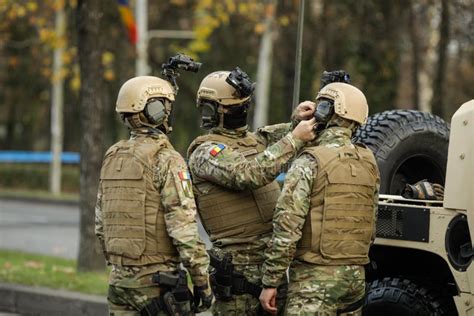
[186,0,267,56]
[0,0,79,86]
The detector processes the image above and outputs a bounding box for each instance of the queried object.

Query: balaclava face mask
[222,102,249,129]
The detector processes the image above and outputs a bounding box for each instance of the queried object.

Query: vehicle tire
[353,110,450,194]
[363,278,444,316]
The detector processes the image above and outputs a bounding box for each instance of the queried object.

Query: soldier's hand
[260,287,277,314]
[294,101,316,121]
[292,118,317,142]
[402,180,444,201]
[193,284,213,313]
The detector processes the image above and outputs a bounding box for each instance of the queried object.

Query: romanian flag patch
[178,171,191,181]
[177,170,193,198]
[210,144,226,157]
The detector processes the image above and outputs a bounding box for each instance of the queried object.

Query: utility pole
[135,0,149,76]
[49,4,66,195]
[292,0,305,109]
[253,0,276,129]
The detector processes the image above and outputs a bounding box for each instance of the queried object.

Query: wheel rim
[389,154,445,195]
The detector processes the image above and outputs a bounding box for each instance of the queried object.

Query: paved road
[0,198,211,259]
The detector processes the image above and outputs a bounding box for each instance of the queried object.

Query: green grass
[0,163,79,193]
[0,250,108,296]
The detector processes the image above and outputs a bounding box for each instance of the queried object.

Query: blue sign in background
[0,151,80,164]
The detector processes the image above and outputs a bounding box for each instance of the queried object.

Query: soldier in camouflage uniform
[260,82,380,316]
[95,76,212,315]
[187,68,316,316]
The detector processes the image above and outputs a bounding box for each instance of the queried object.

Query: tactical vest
[100,136,179,266]
[187,133,281,243]
[295,144,379,265]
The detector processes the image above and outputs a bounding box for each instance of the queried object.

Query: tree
[408,0,421,110]
[431,0,450,118]
[76,0,106,272]
[253,0,277,128]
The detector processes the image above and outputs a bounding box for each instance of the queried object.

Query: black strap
[212,269,263,299]
[231,274,262,299]
[140,296,166,316]
[337,297,364,315]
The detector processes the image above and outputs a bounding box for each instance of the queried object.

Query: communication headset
[144,98,168,126]
[200,100,219,129]
[313,98,335,131]
[314,98,335,124]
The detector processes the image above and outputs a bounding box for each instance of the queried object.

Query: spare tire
[353,110,450,194]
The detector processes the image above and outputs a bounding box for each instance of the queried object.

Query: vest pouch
[319,159,375,260]
[101,154,147,259]
[252,181,281,223]
[197,188,250,237]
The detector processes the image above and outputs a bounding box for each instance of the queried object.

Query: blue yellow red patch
[210,144,226,157]
[177,170,193,198]
[178,170,191,180]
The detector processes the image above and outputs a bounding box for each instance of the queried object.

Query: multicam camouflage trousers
[212,264,287,316]
[107,284,168,316]
[284,261,365,316]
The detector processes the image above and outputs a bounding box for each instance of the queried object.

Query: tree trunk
[431,0,449,118]
[76,0,107,272]
[408,0,420,110]
[3,91,15,149]
[253,0,276,129]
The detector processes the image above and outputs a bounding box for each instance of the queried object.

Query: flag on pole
[117,0,137,45]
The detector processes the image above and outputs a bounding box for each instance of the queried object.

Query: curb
[0,283,107,316]
[0,196,79,207]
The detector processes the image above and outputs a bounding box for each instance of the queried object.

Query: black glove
[320,70,351,90]
[402,180,444,201]
[193,284,213,313]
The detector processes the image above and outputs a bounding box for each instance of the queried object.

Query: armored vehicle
[354,100,474,315]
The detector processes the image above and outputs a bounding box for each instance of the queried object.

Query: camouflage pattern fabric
[285,261,365,316]
[95,129,209,314]
[188,124,304,266]
[262,127,378,314]
[212,263,287,316]
[108,284,167,316]
[188,123,302,311]
[189,124,302,191]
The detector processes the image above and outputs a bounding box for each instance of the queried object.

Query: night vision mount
[320,70,351,90]
[162,53,202,93]
[226,67,255,99]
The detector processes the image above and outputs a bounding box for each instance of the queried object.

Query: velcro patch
[210,144,226,157]
[178,170,191,181]
[177,170,193,198]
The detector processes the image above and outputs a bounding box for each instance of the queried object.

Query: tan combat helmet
[196,71,251,107]
[116,76,175,133]
[317,82,368,125]
[116,76,175,113]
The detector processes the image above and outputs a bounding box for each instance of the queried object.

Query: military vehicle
[353,100,474,315]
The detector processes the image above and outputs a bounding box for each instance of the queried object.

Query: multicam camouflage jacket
[187,123,305,265]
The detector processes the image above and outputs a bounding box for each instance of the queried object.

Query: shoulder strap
[301,146,340,169]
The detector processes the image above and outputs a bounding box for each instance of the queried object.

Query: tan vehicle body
[371,100,474,315]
